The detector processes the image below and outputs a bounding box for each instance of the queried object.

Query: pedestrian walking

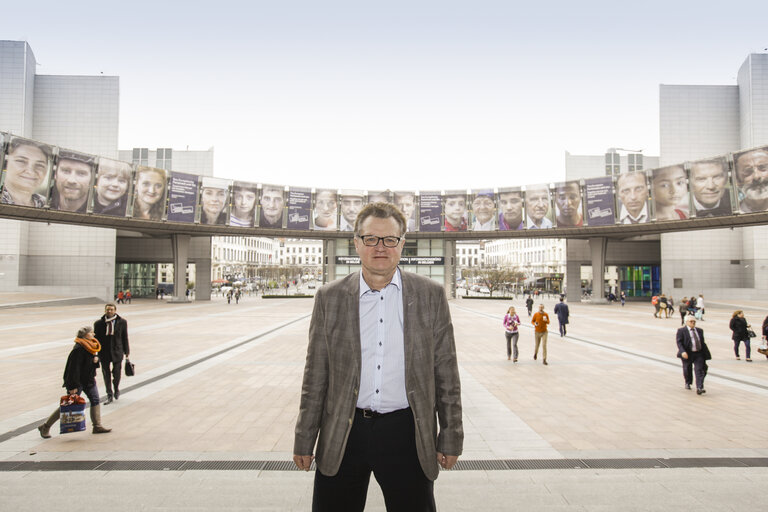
[94,303,130,404]
[37,325,112,438]
[503,306,521,362]
[532,304,550,365]
[659,294,669,318]
[525,295,534,317]
[678,297,689,325]
[697,294,706,320]
[676,315,711,395]
[620,291,626,307]
[553,297,569,337]
[652,295,660,317]
[729,310,753,362]
[125,290,131,304]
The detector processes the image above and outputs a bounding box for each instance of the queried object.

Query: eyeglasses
[356,235,402,247]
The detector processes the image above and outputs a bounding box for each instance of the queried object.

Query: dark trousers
[101,357,122,398]
[558,322,567,336]
[733,339,751,359]
[681,352,707,390]
[312,407,435,512]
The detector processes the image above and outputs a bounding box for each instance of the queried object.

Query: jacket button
[349,418,353,425]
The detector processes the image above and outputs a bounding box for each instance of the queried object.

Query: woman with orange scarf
[38,326,112,438]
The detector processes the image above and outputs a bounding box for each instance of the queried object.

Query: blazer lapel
[401,270,417,374]
[345,272,362,372]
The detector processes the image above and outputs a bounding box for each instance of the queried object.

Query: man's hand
[681,352,688,359]
[437,452,458,470]
[293,454,314,471]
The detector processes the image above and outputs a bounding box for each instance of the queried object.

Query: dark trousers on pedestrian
[312,407,435,512]
[681,352,707,390]
[733,338,751,359]
[101,357,122,398]
[558,322,567,336]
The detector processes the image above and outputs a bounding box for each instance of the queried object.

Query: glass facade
[619,265,660,297]
[115,263,158,298]
[333,239,446,282]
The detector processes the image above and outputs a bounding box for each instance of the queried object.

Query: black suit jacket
[94,314,130,361]
[694,194,733,218]
[676,326,711,360]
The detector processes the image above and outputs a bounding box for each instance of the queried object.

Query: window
[605,152,620,175]
[156,148,173,170]
[132,148,149,166]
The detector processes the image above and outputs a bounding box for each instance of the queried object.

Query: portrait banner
[199,177,231,225]
[650,165,689,221]
[615,171,650,224]
[1,136,54,209]
[230,180,258,227]
[733,145,768,214]
[584,176,615,226]
[470,189,496,231]
[688,156,732,218]
[393,191,418,232]
[167,172,199,223]
[0,132,5,180]
[524,184,554,229]
[50,149,97,214]
[259,184,286,229]
[131,166,168,221]
[313,188,338,231]
[93,158,134,217]
[497,187,523,230]
[287,187,311,230]
[554,181,584,227]
[339,190,365,232]
[443,190,468,232]
[367,190,391,204]
[419,191,442,232]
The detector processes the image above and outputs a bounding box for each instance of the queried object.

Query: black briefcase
[124,359,135,377]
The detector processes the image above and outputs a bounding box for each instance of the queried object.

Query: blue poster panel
[50,149,96,213]
[732,145,768,213]
[339,190,365,232]
[524,184,554,229]
[471,189,496,231]
[93,158,134,217]
[443,190,468,232]
[0,136,54,208]
[419,191,442,232]
[313,188,338,231]
[132,166,168,221]
[615,171,650,224]
[393,191,418,232]
[167,171,199,223]
[259,184,285,228]
[287,187,311,230]
[230,181,258,227]
[554,181,584,227]
[199,176,231,225]
[583,176,615,226]
[497,187,523,230]
[688,156,732,218]
[650,165,689,221]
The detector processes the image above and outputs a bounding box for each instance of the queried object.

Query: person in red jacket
[532,304,551,365]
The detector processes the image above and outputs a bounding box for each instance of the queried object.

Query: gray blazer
[293,269,463,481]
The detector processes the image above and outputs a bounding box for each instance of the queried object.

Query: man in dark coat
[94,303,130,404]
[676,316,711,395]
[553,297,570,337]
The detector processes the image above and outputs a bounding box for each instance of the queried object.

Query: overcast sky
[6,0,768,190]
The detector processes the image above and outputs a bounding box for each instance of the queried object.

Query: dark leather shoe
[543,360,548,365]
[104,396,113,405]
[533,354,537,360]
[685,384,691,390]
[696,388,706,395]
[114,390,120,400]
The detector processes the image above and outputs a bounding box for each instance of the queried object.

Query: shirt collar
[359,267,402,297]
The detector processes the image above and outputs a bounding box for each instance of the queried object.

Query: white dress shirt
[357,269,408,413]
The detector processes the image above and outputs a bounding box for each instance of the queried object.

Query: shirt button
[377,365,381,370]
[379,342,382,346]
[375,389,379,394]
[381,297,384,300]
[380,318,383,323]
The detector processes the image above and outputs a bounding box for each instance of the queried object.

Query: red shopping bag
[59,394,86,434]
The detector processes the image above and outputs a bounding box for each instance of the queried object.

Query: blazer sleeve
[675,328,687,358]
[432,286,463,456]
[120,318,130,355]
[293,288,330,456]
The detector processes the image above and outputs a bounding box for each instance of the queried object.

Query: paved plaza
[1,291,767,511]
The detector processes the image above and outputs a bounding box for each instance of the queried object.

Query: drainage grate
[453,460,508,471]
[2,458,768,472]
[181,460,266,471]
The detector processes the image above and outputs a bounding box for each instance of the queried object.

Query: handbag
[746,329,757,338]
[124,358,135,377]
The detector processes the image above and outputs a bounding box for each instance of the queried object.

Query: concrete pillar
[170,234,190,303]
[323,239,336,284]
[565,247,581,302]
[589,237,607,301]
[195,258,212,301]
[445,239,456,298]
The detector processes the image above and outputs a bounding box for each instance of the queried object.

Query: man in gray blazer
[293,202,463,511]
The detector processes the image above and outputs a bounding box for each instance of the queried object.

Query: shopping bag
[59,394,86,434]
[694,309,703,320]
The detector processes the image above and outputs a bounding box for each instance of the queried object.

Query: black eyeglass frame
[355,234,404,248]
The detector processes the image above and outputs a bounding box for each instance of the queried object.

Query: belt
[355,407,410,419]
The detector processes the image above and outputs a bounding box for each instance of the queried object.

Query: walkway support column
[589,237,607,302]
[445,239,456,299]
[323,239,336,284]
[170,234,190,303]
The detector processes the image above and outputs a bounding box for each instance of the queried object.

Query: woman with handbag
[38,326,112,438]
[729,310,753,362]
[503,306,521,362]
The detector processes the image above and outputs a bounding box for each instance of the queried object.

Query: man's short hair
[57,149,96,168]
[77,326,93,338]
[690,159,726,175]
[105,302,116,309]
[354,201,407,236]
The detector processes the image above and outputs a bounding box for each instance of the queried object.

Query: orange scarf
[75,337,101,355]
